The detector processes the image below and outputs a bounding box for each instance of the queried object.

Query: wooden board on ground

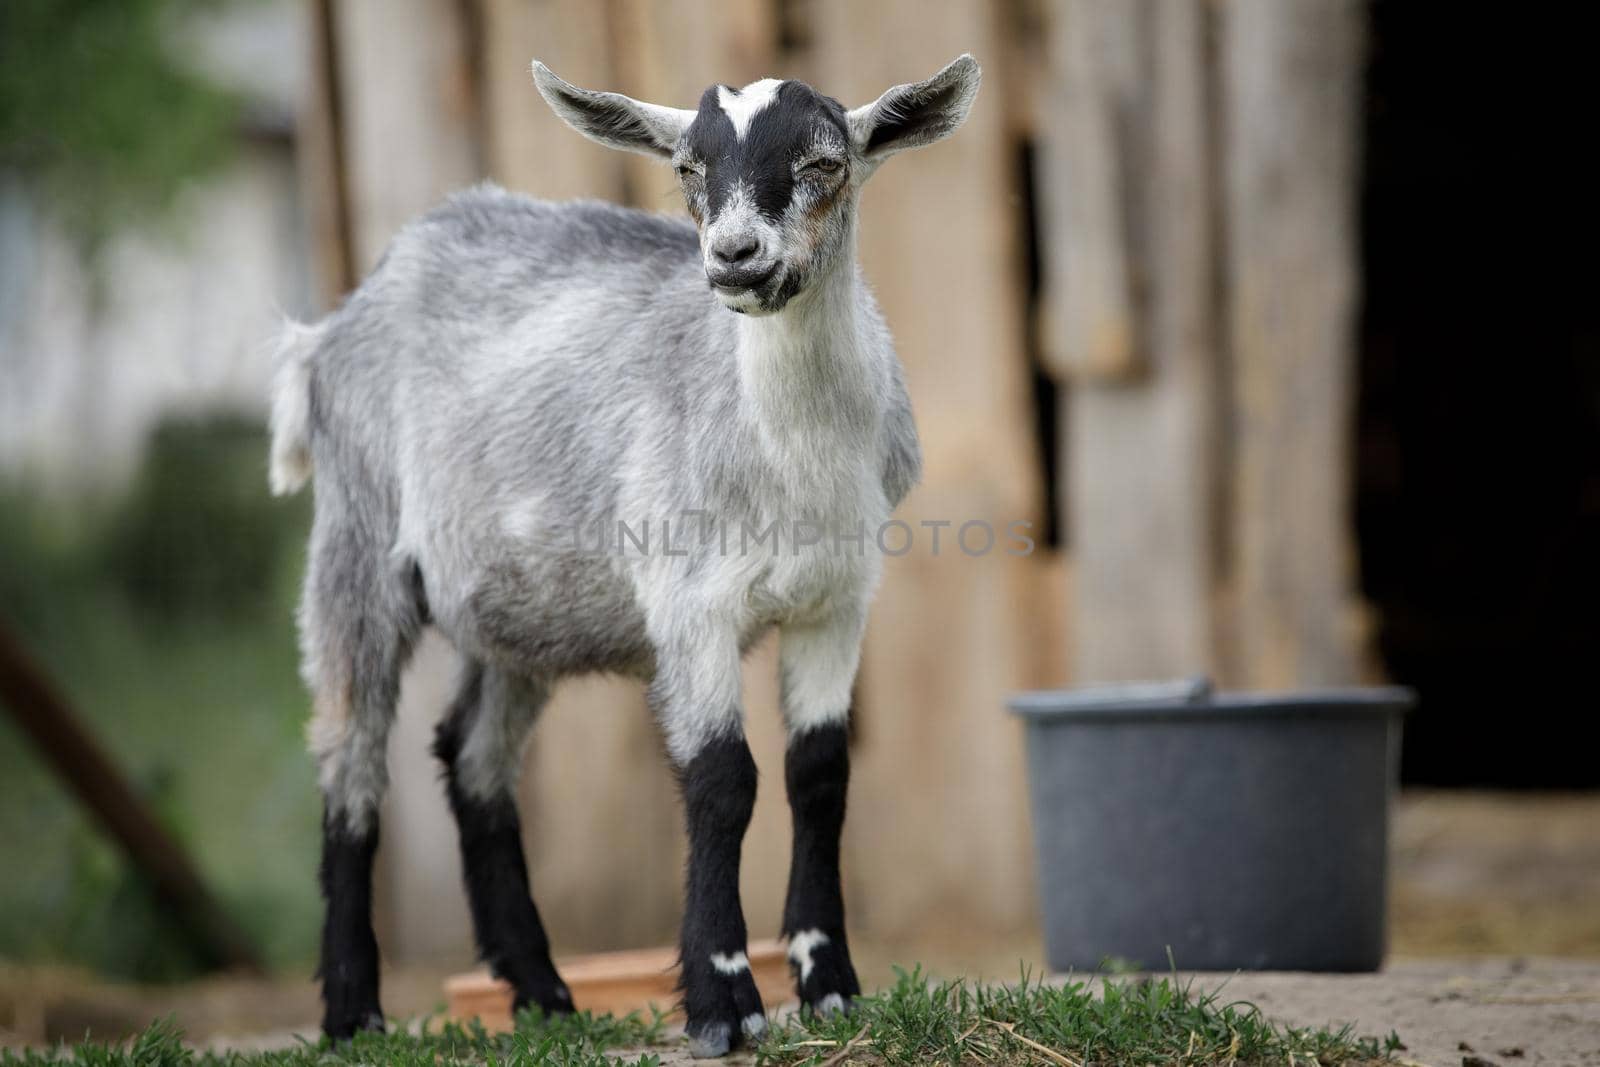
[444,940,791,1030]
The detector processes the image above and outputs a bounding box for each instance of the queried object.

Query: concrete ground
[1180,958,1600,1067]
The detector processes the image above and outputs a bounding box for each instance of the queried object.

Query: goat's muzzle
[707,262,778,294]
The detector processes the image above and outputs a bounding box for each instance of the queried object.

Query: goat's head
[533,56,981,315]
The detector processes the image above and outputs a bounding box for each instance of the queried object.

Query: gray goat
[269,54,980,1057]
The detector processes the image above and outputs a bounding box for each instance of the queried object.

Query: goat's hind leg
[433,664,572,1017]
[304,526,424,1039]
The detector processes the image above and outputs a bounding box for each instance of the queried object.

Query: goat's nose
[711,234,760,267]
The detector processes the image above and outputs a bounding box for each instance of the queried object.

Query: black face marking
[684,81,849,222]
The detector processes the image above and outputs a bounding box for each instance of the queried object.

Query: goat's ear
[847,54,981,164]
[532,61,693,160]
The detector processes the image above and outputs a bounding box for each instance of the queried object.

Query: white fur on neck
[735,255,878,486]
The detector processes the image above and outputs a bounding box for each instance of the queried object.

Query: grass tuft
[0,1007,669,1067]
[755,966,1399,1066]
[0,969,1399,1067]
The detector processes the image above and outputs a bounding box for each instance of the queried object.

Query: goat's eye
[676,164,702,182]
[807,158,843,176]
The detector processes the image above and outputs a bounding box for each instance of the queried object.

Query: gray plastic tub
[1008,678,1413,972]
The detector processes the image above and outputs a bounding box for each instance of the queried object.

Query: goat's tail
[268,317,324,496]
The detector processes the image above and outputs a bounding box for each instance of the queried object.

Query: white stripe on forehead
[716,78,784,140]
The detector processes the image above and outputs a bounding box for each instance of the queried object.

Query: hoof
[683,954,764,1058]
[815,992,848,1016]
[688,1021,733,1059]
[790,927,861,1016]
[512,978,575,1018]
[323,1008,384,1040]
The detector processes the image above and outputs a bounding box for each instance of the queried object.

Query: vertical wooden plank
[517,676,685,953]
[380,635,473,965]
[474,0,790,954]
[480,0,627,202]
[1036,0,1140,381]
[610,0,778,212]
[472,0,683,957]
[1045,0,1222,684]
[1222,0,1365,687]
[334,0,480,272]
[810,0,1044,943]
[613,0,795,946]
[298,0,355,306]
[734,634,790,944]
[329,0,483,964]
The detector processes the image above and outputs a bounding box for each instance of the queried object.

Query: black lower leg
[679,733,765,1057]
[434,715,570,1016]
[782,723,859,1011]
[318,808,384,1038]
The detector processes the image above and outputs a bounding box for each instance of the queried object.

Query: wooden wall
[1035,0,1367,691]
[296,0,1364,966]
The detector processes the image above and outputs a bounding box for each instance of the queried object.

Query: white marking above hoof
[787,928,830,982]
[741,1011,768,1039]
[710,950,751,975]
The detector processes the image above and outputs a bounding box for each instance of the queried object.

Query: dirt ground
[1389,792,1600,958]
[3,791,1597,1064]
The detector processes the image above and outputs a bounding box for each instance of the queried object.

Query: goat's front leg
[778,614,864,1015]
[653,629,765,1058]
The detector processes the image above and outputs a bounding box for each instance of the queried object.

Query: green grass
[756,967,1400,1065]
[0,969,1399,1067]
[0,1010,671,1067]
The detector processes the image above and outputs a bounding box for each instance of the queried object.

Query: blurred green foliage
[0,0,242,253]
[0,0,306,984]
[106,417,297,620]
[0,416,318,980]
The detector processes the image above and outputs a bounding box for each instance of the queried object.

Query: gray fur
[272,58,981,826]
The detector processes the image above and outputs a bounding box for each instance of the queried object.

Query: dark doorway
[1355,3,1600,786]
